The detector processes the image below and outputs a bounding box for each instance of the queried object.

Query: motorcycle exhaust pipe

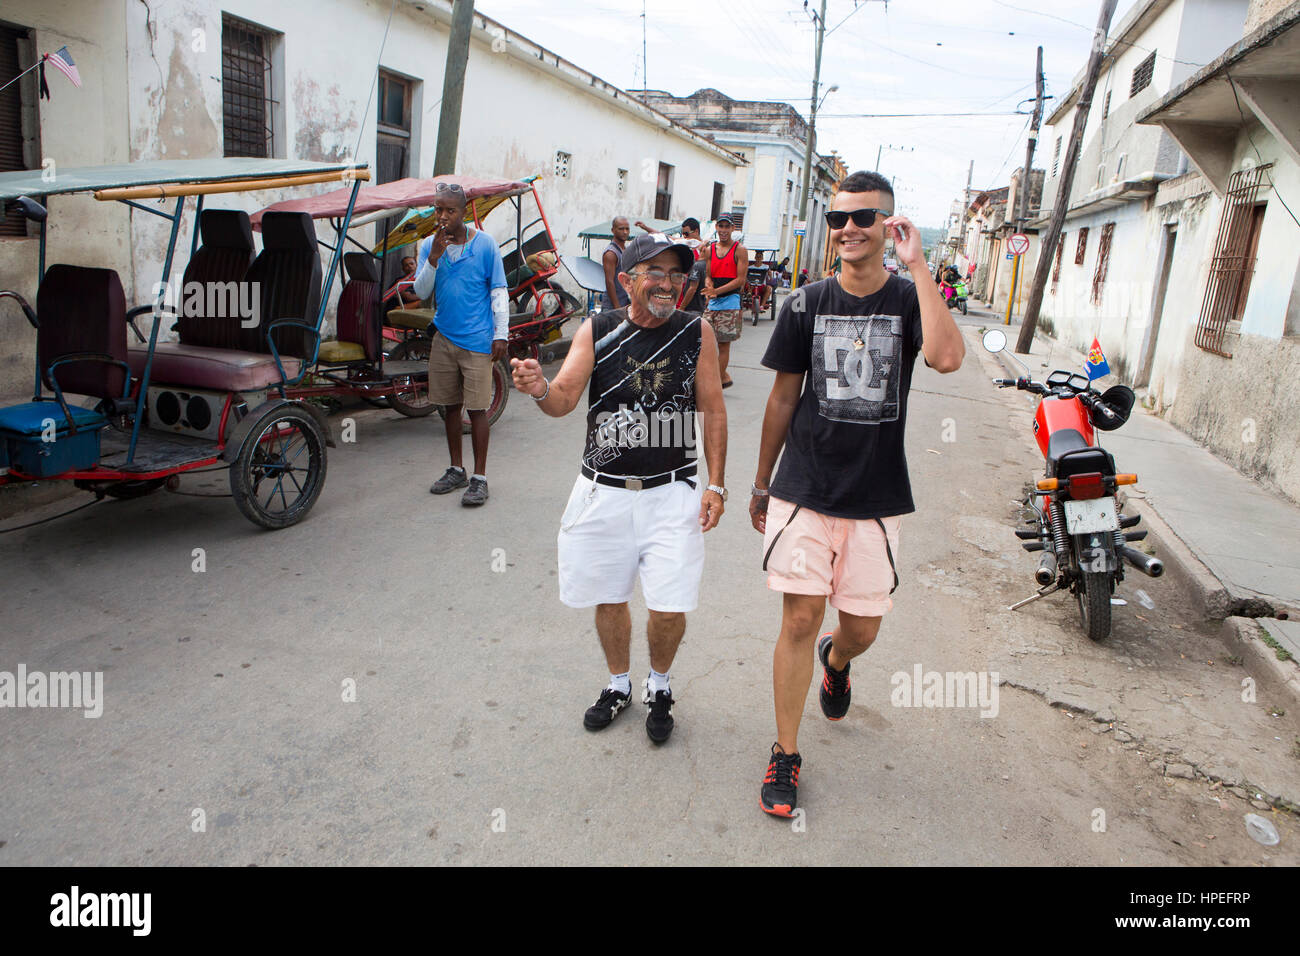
[1035,549,1057,586]
[1123,546,1164,578]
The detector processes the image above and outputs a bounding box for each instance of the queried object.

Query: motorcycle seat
[1046,428,1117,480]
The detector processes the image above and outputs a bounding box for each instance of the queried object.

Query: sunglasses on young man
[824,208,893,229]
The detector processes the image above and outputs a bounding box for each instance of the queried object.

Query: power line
[820,111,1024,117]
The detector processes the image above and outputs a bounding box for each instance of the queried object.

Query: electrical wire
[989,0,1209,69]
[1226,72,1300,231]
[0,498,99,534]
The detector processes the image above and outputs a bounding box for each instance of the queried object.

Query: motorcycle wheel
[1078,571,1112,643]
[960,299,968,315]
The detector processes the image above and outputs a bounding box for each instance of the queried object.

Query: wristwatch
[707,484,728,501]
[750,484,770,497]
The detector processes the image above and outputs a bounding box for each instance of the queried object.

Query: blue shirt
[412,228,508,354]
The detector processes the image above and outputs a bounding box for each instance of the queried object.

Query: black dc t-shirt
[760,275,924,520]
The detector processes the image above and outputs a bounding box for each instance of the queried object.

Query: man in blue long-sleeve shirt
[412,182,510,507]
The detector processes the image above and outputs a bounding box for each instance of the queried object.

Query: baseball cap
[715,214,734,225]
[620,232,694,274]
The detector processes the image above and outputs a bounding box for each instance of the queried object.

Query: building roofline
[1045,0,1176,126]
[405,1,746,166]
[1136,0,1300,125]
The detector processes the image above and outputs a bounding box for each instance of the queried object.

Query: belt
[580,465,696,491]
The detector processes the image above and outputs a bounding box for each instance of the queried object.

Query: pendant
[853,337,865,350]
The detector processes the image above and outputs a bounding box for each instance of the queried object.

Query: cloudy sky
[477,0,1144,227]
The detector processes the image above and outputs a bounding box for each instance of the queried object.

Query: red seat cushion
[128,343,301,392]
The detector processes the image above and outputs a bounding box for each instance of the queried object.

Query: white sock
[471,473,486,482]
[608,672,631,695]
[647,669,670,694]
[448,465,465,474]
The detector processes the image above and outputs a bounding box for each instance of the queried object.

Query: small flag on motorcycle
[1085,338,1111,380]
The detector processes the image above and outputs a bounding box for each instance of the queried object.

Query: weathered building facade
[0,0,742,397]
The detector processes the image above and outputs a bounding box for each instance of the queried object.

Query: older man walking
[511,233,728,744]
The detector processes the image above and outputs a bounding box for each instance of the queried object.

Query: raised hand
[510,356,546,398]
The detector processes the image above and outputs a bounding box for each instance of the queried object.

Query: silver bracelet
[533,378,550,402]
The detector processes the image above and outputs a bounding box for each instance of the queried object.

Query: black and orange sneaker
[583,687,630,731]
[760,743,802,817]
[818,632,851,720]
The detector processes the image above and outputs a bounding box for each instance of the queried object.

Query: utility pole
[795,0,828,290]
[433,0,476,175]
[957,158,974,259]
[1017,0,1118,353]
[1003,46,1045,325]
[1017,46,1045,225]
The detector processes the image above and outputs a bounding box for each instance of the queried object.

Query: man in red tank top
[702,215,748,388]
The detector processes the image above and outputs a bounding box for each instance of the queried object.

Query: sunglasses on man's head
[825,208,892,229]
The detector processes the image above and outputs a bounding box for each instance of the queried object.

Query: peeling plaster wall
[0,1,131,399]
[1156,126,1300,504]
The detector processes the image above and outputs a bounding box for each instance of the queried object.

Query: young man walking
[511,233,728,744]
[749,171,965,816]
[701,215,748,389]
[413,182,509,506]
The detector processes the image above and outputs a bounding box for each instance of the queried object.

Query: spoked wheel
[1077,571,1112,643]
[437,359,510,434]
[229,403,328,529]
[769,292,777,322]
[387,337,437,418]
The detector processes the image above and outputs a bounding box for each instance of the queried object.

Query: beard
[645,294,676,319]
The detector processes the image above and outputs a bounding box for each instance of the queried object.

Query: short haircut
[682,217,700,231]
[612,215,629,226]
[837,170,894,200]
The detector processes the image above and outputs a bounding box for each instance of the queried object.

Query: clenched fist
[510,357,547,398]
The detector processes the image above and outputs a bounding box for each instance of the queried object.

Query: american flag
[44,46,81,88]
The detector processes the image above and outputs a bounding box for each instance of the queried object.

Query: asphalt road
[1,306,1296,866]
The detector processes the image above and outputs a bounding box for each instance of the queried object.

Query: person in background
[384,255,423,309]
[601,217,657,312]
[701,215,748,389]
[677,217,708,314]
[414,182,509,507]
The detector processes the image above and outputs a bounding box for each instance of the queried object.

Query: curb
[1221,616,1300,711]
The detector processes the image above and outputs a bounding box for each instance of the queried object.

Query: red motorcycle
[983,329,1163,642]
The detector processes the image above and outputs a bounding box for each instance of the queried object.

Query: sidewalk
[965,305,1300,675]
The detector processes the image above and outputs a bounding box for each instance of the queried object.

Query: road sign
[1008,233,1030,256]
[1006,252,1014,260]
[793,220,806,237]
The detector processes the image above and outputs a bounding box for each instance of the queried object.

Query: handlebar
[992,374,1118,419]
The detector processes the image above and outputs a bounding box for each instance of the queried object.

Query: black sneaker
[430,466,468,494]
[583,687,630,731]
[817,632,851,721]
[643,680,675,744]
[760,743,802,817]
[461,476,489,506]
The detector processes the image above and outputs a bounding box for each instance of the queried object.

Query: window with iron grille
[1195,164,1271,357]
[730,209,745,230]
[1092,222,1114,305]
[554,150,571,178]
[222,15,279,158]
[1074,227,1089,265]
[1130,51,1155,98]
[1,22,40,238]
[654,162,673,220]
[617,168,627,193]
[1052,232,1066,293]
[1052,136,1062,177]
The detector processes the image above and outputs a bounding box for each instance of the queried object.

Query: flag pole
[0,60,42,96]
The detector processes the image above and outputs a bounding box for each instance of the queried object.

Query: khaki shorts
[427,333,493,410]
[705,308,742,343]
[762,496,902,617]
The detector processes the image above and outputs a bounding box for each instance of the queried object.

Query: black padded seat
[246,211,322,359]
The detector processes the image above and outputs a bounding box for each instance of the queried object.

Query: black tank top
[583,308,702,478]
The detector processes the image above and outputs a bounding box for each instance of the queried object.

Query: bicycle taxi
[0,158,368,529]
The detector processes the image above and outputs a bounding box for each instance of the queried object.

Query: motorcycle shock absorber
[1049,501,1069,558]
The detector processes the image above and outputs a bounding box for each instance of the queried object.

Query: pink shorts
[761,497,902,617]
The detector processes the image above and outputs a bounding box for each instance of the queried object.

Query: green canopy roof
[0,159,365,201]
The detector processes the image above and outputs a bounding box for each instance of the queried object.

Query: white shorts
[557,474,705,612]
